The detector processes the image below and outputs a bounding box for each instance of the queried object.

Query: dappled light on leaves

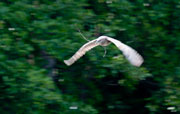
[0,0,180,114]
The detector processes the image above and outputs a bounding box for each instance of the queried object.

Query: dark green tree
[0,0,180,114]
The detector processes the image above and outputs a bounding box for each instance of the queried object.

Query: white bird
[64,36,144,67]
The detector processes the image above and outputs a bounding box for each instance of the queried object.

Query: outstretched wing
[107,37,144,67]
[64,39,99,66]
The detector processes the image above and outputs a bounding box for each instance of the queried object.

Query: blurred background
[0,0,180,114]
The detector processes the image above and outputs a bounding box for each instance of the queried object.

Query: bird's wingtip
[132,58,144,67]
[64,60,71,66]
[134,62,143,67]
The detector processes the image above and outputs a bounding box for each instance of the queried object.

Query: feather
[107,37,144,67]
[64,39,98,66]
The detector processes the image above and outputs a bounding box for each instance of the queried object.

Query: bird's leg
[102,47,107,57]
[78,29,90,41]
[75,24,90,41]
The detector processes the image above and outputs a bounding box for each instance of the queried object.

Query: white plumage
[64,36,144,67]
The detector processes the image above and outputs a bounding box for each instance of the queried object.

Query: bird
[64,36,144,67]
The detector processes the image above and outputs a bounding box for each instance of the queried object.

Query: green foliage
[0,0,180,114]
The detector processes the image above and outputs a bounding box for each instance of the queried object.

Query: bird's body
[64,36,144,67]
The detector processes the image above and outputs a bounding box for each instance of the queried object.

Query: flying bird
[64,36,144,67]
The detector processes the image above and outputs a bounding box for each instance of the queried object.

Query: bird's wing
[64,39,99,66]
[107,37,144,67]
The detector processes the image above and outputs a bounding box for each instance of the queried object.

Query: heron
[64,36,144,67]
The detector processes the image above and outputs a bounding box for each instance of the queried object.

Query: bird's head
[96,36,111,46]
[97,36,109,40]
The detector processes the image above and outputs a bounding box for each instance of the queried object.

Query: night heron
[64,36,144,67]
